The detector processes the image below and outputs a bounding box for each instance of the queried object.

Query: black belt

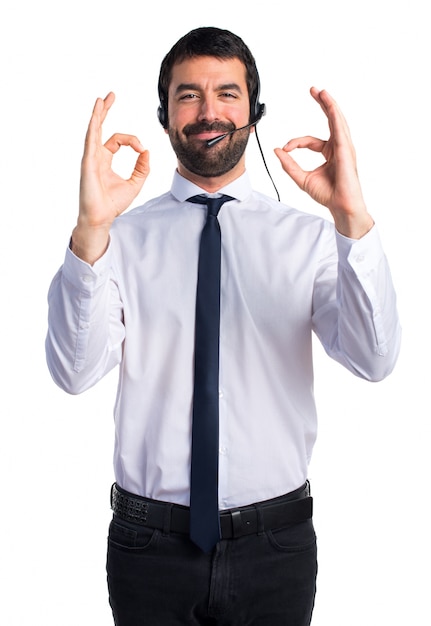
[111,482,313,539]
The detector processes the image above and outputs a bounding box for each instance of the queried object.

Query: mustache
[183,121,235,136]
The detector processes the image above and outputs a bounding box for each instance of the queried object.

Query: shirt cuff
[335,225,385,275]
[62,238,112,291]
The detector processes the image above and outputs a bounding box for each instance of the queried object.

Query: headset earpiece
[251,69,265,125]
[157,94,168,129]
[253,102,266,124]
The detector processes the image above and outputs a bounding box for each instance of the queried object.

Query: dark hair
[157,27,261,128]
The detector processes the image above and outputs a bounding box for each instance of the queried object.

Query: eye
[179,93,199,100]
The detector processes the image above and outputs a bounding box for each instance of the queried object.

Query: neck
[177,160,245,193]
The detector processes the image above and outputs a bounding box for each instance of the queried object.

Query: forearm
[336,258,400,381]
[313,226,401,381]
[45,246,124,394]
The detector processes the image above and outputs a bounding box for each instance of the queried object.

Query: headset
[157,64,278,200]
[157,66,266,130]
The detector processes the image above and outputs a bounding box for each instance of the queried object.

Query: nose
[197,96,219,123]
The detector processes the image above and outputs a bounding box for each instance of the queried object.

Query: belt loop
[230,510,243,538]
[254,504,265,535]
[162,503,174,536]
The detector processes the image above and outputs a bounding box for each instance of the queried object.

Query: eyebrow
[174,82,244,95]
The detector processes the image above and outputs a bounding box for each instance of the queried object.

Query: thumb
[129,150,150,188]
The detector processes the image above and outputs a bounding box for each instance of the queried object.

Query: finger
[129,150,150,187]
[310,87,351,143]
[282,136,327,154]
[83,92,116,155]
[310,87,338,119]
[99,92,116,125]
[274,147,307,189]
[104,133,146,155]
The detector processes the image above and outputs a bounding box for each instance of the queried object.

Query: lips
[184,122,234,139]
[192,131,225,141]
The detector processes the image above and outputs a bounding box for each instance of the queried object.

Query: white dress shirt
[46,171,401,509]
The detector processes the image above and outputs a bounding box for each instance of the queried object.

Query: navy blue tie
[187,194,234,553]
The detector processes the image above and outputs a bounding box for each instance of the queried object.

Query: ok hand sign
[275,88,374,239]
[72,92,150,264]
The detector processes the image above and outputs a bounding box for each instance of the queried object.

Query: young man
[46,27,401,626]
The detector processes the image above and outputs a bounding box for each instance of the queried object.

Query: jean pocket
[108,519,158,551]
[267,520,316,553]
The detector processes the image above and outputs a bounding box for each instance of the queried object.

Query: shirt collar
[170,170,252,203]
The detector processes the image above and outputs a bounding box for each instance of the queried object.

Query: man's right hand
[71,92,150,264]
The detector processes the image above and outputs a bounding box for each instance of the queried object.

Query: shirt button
[219,446,228,456]
[81,275,94,283]
[219,389,224,398]
[355,254,365,263]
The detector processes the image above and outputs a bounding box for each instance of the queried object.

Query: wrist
[333,211,375,239]
[330,195,374,239]
[71,222,111,265]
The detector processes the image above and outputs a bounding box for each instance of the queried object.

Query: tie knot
[187,194,234,217]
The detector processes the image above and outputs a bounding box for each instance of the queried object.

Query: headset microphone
[157,73,278,200]
[206,121,258,147]
[206,104,266,147]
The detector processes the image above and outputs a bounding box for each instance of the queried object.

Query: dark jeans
[106,512,317,625]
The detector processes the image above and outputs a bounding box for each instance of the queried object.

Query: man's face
[166,56,251,180]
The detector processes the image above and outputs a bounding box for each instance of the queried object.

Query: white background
[1,1,429,624]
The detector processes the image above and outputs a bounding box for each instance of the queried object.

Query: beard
[168,121,250,178]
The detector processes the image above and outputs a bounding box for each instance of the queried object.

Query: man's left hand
[275,87,374,239]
